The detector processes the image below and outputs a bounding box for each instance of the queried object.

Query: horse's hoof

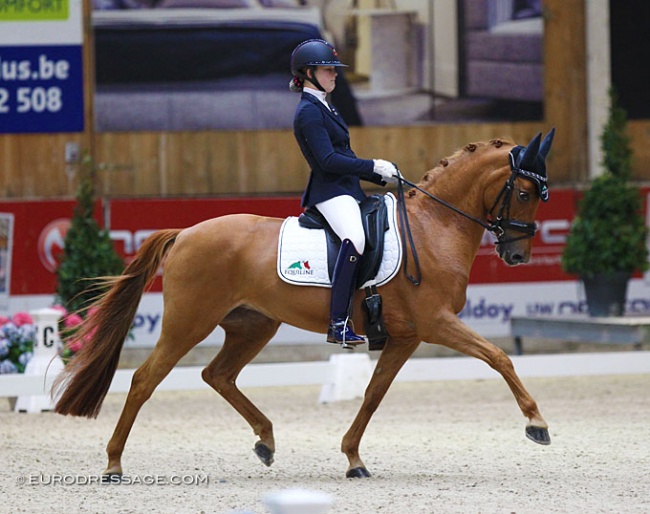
[101,472,123,485]
[526,425,551,445]
[253,441,274,467]
[346,467,371,478]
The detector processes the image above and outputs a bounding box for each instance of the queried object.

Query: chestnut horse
[53,132,554,479]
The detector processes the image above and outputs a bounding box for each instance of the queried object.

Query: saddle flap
[360,194,389,263]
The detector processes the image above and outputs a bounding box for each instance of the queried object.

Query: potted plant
[561,88,649,316]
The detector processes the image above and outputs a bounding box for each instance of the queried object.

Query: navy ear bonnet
[509,128,555,202]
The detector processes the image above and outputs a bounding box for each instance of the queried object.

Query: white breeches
[315,195,365,254]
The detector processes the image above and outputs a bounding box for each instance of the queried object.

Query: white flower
[18,351,33,367]
[0,338,10,359]
[0,359,17,374]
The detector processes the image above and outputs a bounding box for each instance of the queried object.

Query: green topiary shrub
[561,88,649,278]
[55,156,124,314]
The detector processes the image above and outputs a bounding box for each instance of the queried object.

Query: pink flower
[12,312,33,326]
[0,316,9,326]
[64,313,84,328]
[67,325,97,354]
[67,339,84,353]
[84,326,97,344]
[51,305,68,315]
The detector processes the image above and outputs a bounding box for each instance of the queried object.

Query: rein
[394,151,539,286]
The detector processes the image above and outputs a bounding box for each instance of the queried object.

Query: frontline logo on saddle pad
[277,192,402,287]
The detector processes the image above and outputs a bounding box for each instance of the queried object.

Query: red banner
[0,188,638,296]
[1,196,302,295]
[470,188,580,283]
[1,200,77,295]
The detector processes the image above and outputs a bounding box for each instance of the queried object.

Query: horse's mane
[412,138,514,196]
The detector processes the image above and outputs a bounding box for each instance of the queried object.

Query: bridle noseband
[395,149,546,286]
[485,151,543,244]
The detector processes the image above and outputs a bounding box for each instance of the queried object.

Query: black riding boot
[327,239,366,347]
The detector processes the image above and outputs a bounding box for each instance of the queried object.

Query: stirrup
[327,319,366,349]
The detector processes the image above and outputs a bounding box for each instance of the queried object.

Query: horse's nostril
[511,253,524,264]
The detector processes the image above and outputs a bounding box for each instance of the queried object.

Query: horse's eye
[518,190,531,202]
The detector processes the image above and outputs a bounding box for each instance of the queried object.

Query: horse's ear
[518,132,542,170]
[539,127,556,158]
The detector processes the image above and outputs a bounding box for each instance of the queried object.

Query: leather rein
[394,150,540,286]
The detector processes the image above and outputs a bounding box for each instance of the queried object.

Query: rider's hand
[373,159,399,184]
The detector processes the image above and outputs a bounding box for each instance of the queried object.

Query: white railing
[2,351,650,407]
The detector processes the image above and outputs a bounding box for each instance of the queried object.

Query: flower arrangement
[0,306,87,374]
[0,312,35,374]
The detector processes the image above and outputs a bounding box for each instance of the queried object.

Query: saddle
[297,194,389,287]
[297,194,390,351]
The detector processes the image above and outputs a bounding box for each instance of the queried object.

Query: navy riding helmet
[290,39,348,92]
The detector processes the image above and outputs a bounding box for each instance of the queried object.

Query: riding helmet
[290,39,348,91]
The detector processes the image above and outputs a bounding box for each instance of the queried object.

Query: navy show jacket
[293,92,385,208]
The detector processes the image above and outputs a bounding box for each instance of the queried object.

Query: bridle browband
[395,149,544,286]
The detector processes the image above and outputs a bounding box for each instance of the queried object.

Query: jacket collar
[302,91,348,131]
[303,87,329,107]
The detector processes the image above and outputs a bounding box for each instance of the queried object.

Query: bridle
[395,149,545,286]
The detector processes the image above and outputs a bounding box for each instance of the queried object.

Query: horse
[53,130,555,479]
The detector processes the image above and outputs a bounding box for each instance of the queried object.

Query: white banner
[10,276,650,347]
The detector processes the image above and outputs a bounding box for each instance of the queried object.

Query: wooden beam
[543,0,589,183]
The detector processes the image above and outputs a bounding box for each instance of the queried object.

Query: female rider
[290,39,398,346]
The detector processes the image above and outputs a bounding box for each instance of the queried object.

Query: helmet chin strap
[306,66,326,92]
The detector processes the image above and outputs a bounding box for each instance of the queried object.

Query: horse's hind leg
[104,307,227,478]
[201,308,281,467]
[104,335,201,477]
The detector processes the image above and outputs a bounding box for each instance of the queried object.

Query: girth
[298,194,389,288]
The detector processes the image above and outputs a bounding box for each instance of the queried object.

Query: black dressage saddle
[297,194,390,350]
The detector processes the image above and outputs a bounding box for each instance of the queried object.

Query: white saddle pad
[277,192,402,288]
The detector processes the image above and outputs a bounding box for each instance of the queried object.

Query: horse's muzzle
[497,243,530,266]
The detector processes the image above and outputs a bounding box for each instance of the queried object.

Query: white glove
[373,159,399,184]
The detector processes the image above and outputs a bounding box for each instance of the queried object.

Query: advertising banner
[90,2,544,132]
[0,0,84,133]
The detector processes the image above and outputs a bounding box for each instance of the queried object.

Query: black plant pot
[582,271,631,317]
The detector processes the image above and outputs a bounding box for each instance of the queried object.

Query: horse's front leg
[429,312,550,444]
[201,309,281,467]
[341,336,420,478]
